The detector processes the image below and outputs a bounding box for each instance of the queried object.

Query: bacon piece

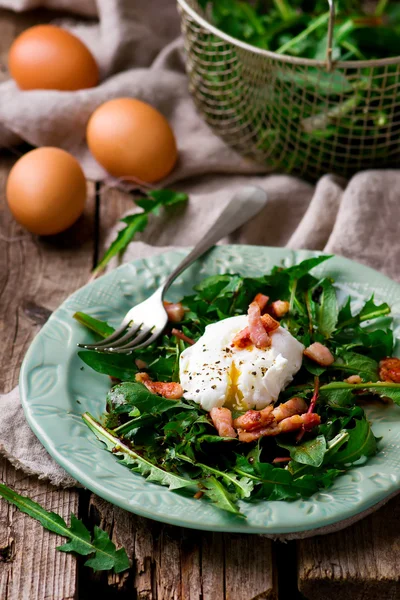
[272,397,308,422]
[253,293,269,311]
[172,328,195,346]
[135,358,148,370]
[344,374,362,384]
[234,397,306,432]
[135,372,183,399]
[163,301,185,323]
[379,357,400,383]
[279,412,320,433]
[210,407,237,438]
[269,300,290,318]
[262,313,281,333]
[304,342,334,366]
[232,314,279,349]
[237,412,320,442]
[248,301,271,349]
[233,405,274,431]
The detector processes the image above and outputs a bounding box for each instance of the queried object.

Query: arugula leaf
[337,295,391,330]
[201,477,242,515]
[329,418,378,465]
[83,413,193,491]
[315,278,338,338]
[95,213,148,275]
[107,382,180,415]
[337,297,352,326]
[78,351,138,381]
[284,255,332,280]
[177,453,253,499]
[0,483,129,573]
[335,327,394,361]
[278,435,327,468]
[83,527,130,573]
[94,190,188,274]
[234,455,319,500]
[147,189,189,207]
[331,351,379,382]
[320,381,400,406]
[73,312,114,338]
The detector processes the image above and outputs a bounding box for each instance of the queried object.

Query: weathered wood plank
[180,529,202,600]
[156,525,182,600]
[298,495,400,600]
[0,151,96,599]
[224,534,277,600]
[0,458,79,600]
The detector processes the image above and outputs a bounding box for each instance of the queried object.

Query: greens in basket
[194,1,400,176]
[75,256,400,516]
[198,1,400,60]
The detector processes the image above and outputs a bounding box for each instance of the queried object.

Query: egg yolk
[225,361,245,409]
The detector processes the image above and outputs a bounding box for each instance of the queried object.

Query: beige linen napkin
[0,0,400,535]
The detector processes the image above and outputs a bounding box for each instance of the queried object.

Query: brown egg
[6,147,86,236]
[8,25,98,91]
[86,98,178,183]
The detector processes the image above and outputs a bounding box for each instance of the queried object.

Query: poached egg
[179,315,304,411]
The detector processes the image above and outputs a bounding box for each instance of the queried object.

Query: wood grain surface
[0,150,95,598]
[0,6,400,600]
[298,495,400,600]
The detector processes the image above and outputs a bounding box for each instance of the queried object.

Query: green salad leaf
[0,483,129,573]
[78,351,138,381]
[75,255,400,516]
[73,312,114,338]
[83,413,193,491]
[278,434,327,468]
[94,190,188,274]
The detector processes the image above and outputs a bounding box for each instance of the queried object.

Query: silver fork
[78,186,267,354]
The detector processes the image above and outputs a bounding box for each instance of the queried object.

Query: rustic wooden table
[0,8,400,600]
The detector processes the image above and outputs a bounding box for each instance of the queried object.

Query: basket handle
[326,0,336,71]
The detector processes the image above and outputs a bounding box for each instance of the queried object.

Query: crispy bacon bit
[272,456,291,464]
[135,358,148,370]
[232,314,279,349]
[172,328,195,346]
[253,293,269,311]
[379,357,400,383]
[273,397,308,422]
[279,413,320,433]
[237,412,320,442]
[269,300,290,319]
[210,407,237,438]
[344,374,362,384]
[233,405,274,431]
[304,342,334,366]
[262,313,281,333]
[234,398,306,432]
[248,301,271,349]
[163,301,185,323]
[135,372,183,399]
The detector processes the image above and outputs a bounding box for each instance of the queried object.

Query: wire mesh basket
[177,0,400,180]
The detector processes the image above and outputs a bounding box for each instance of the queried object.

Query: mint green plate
[19,246,400,535]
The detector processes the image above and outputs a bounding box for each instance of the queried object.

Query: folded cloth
[0,0,400,536]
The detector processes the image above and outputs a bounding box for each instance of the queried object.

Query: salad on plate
[75,255,400,517]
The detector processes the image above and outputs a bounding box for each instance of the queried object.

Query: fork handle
[161,185,268,295]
